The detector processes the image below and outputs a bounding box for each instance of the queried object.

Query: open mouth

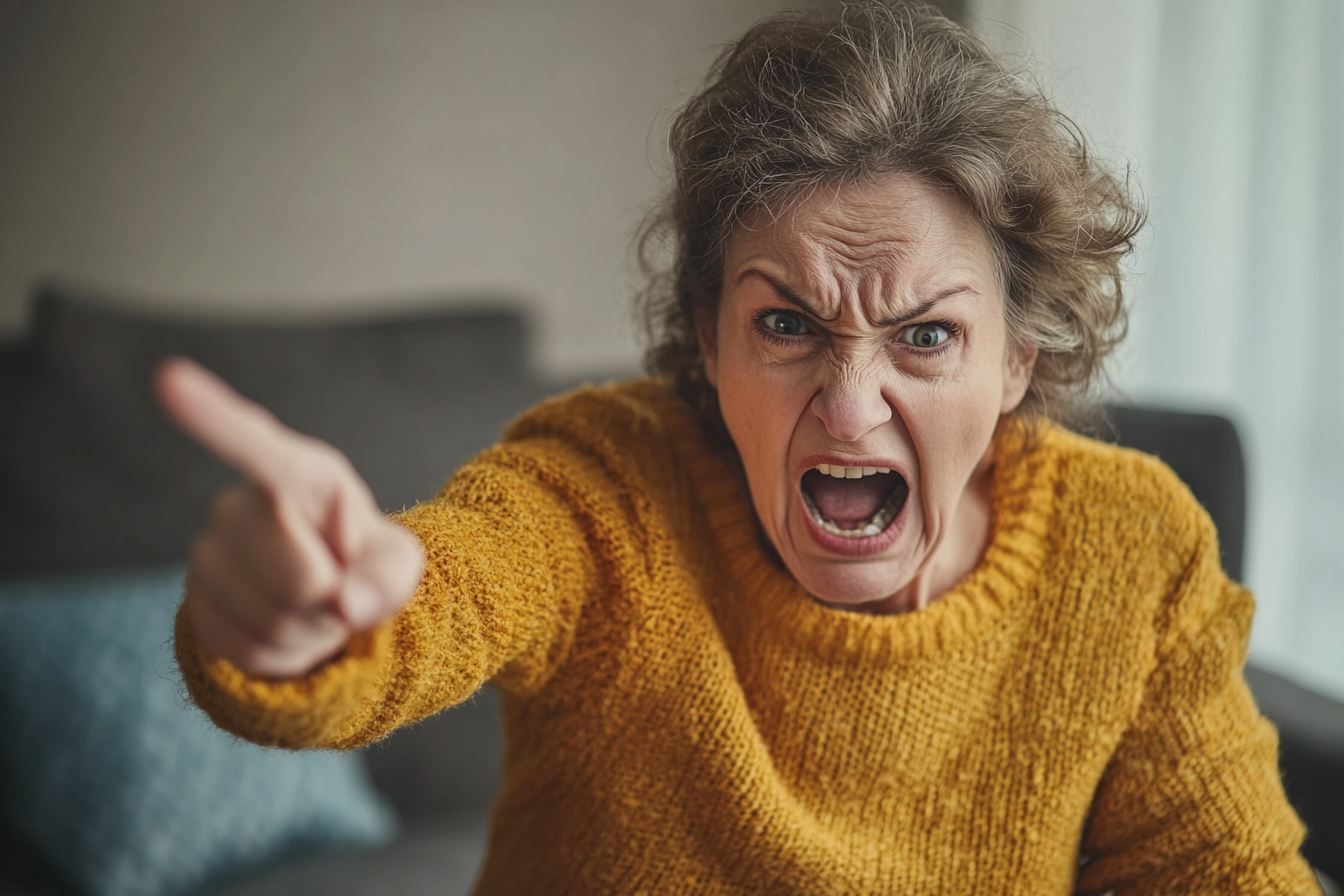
[800,464,909,538]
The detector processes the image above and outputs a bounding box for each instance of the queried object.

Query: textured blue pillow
[0,566,397,896]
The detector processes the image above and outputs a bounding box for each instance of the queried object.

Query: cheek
[715,325,781,426]
[714,341,763,444]
[909,389,993,457]
[715,351,812,512]
[719,363,787,461]
[902,365,1006,491]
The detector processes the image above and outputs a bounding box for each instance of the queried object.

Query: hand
[155,357,425,679]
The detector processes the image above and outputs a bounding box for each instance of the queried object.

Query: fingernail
[339,578,382,628]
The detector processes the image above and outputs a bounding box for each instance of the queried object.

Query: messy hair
[637,0,1145,441]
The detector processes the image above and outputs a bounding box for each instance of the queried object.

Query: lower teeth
[803,492,897,539]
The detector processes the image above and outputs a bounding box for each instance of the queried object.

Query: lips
[794,457,911,561]
[800,466,908,537]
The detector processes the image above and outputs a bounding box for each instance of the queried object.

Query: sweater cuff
[173,601,394,750]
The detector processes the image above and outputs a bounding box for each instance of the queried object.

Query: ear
[1000,341,1038,414]
[696,309,720,389]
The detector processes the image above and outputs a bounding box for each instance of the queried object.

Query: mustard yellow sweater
[177,379,1318,896]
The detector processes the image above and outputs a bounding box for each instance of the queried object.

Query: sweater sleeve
[175,437,602,750]
[1076,516,1319,895]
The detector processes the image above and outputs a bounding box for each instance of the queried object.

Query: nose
[810,365,893,442]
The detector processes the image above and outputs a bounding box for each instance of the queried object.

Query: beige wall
[0,0,795,376]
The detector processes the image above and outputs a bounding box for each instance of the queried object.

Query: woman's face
[701,174,1036,612]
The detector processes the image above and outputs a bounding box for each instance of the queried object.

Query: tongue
[803,471,893,529]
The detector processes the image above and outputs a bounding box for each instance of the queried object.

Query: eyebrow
[742,270,970,326]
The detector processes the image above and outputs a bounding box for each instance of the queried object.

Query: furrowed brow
[746,270,973,328]
[872,298,939,327]
[872,287,975,327]
[745,271,831,320]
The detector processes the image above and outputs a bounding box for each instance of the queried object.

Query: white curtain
[968,0,1344,700]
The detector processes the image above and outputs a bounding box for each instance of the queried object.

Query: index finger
[155,356,307,489]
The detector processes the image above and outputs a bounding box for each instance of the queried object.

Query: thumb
[336,519,425,629]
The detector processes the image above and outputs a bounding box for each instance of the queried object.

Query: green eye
[761,312,810,336]
[904,323,949,348]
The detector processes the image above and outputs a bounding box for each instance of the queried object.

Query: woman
[161,2,1318,893]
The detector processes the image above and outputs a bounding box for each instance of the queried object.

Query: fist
[156,357,425,679]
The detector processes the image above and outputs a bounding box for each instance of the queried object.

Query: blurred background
[3,0,1335,698]
[0,0,1338,693]
[0,0,804,378]
[0,2,1340,892]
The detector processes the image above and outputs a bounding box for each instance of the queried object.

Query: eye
[902,323,950,348]
[759,311,811,337]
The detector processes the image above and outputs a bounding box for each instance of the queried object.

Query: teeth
[812,464,893,478]
[811,500,900,538]
[800,472,905,539]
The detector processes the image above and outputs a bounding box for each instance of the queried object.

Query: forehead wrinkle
[801,216,918,269]
[795,177,933,251]
[729,175,998,325]
[790,229,927,326]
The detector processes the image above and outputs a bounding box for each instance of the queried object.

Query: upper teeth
[814,464,892,479]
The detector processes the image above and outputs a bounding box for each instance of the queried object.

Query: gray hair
[637,0,1145,441]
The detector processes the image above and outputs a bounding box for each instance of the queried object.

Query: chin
[770,485,923,610]
[780,549,916,610]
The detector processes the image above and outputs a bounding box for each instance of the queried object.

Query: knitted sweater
[177,378,1317,896]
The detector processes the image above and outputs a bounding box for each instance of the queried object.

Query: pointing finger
[155,356,318,493]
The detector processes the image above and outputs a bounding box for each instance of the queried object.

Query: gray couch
[1,285,1340,894]
[0,285,619,895]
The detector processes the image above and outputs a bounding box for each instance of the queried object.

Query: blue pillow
[0,566,397,896]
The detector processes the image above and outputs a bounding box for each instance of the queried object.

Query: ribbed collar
[657,382,1061,668]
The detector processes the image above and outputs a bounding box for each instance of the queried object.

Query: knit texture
[177,379,1317,896]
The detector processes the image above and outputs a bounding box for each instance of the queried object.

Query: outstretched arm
[161,357,601,750]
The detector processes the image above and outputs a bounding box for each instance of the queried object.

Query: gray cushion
[0,284,551,574]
